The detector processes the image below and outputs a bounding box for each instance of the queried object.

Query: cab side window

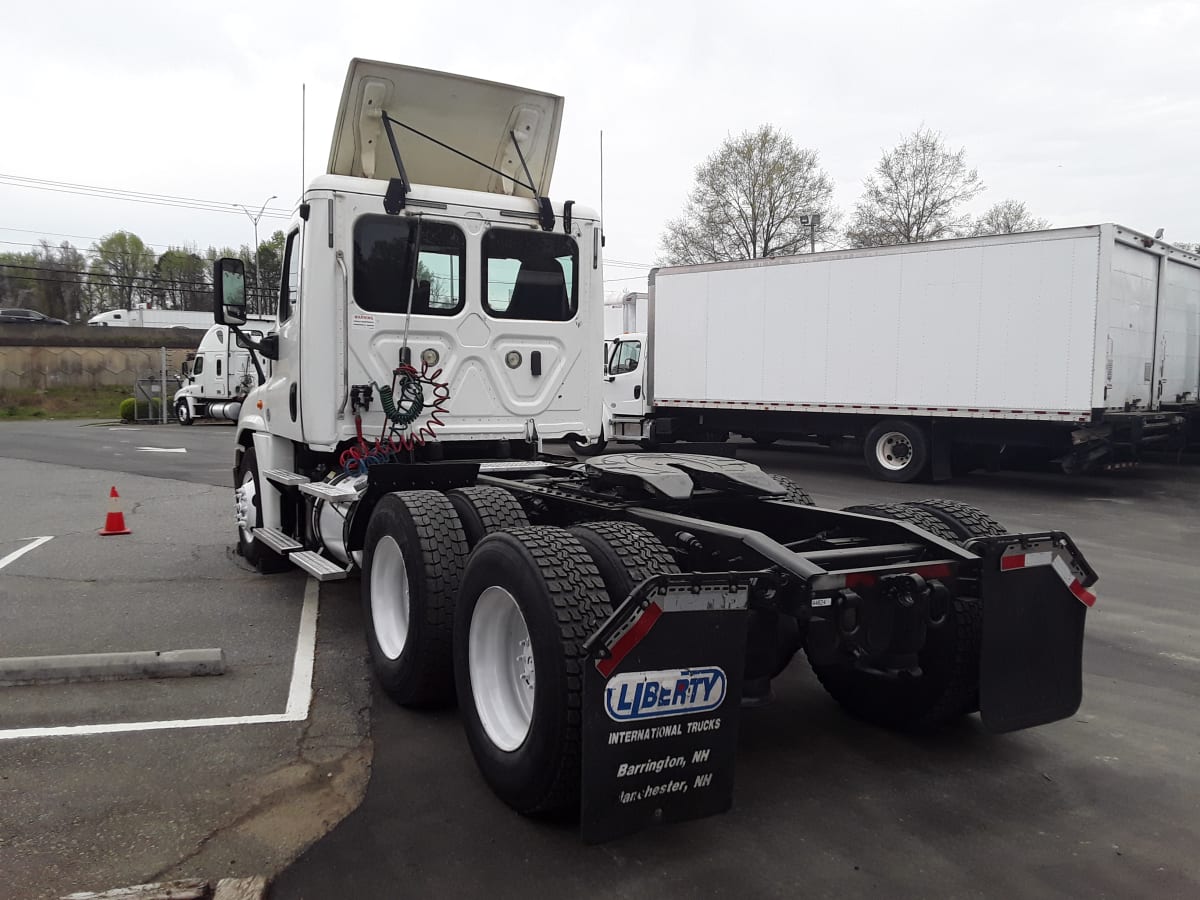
[611,340,641,374]
[193,356,205,375]
[278,230,300,321]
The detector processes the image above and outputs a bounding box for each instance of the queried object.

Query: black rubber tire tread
[362,490,468,707]
[446,485,530,548]
[841,502,961,546]
[454,526,612,816]
[236,446,289,574]
[905,499,1008,540]
[767,473,815,506]
[568,521,680,606]
[806,595,982,731]
[568,437,608,457]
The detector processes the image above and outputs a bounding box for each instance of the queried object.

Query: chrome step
[299,481,360,503]
[263,468,309,487]
[254,527,303,554]
[290,550,349,581]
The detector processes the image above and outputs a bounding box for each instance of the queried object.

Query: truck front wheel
[567,436,608,457]
[864,420,929,483]
[234,446,288,573]
[362,491,468,707]
[453,527,611,815]
[175,399,193,426]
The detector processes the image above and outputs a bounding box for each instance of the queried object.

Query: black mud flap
[580,576,750,843]
[971,533,1096,733]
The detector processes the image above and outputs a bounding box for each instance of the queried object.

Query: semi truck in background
[88,307,213,329]
[173,318,276,424]
[585,226,1200,481]
[211,58,1099,840]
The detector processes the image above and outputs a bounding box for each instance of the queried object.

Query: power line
[0,174,293,220]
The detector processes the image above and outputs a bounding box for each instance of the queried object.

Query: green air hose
[377,370,425,427]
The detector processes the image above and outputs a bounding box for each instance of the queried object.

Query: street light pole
[234,195,277,315]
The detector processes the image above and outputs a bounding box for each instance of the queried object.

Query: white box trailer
[88,307,213,329]
[596,225,1199,480]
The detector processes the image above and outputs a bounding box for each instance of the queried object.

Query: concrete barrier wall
[0,326,200,390]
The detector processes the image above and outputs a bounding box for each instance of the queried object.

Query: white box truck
[589,226,1199,480]
[210,58,1099,840]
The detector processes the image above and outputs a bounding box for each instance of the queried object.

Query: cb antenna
[301,83,306,198]
[599,130,605,247]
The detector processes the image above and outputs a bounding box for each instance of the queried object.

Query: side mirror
[258,334,280,361]
[213,258,248,326]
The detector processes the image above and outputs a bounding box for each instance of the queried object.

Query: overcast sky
[2,0,1197,298]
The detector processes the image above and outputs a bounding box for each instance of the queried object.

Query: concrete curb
[0,648,225,687]
[61,875,267,899]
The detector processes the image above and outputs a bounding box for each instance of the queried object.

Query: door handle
[289,383,298,421]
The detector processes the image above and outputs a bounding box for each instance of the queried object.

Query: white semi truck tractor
[173,319,275,424]
[214,59,1099,841]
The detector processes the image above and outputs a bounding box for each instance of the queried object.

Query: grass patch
[0,385,132,420]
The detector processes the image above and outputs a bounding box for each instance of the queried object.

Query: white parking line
[0,536,54,573]
[0,578,320,740]
[136,447,187,453]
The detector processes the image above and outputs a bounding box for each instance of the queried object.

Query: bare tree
[846,126,984,248]
[660,125,839,264]
[971,200,1049,236]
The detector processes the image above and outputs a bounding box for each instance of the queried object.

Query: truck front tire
[362,491,468,707]
[234,447,288,573]
[864,420,929,483]
[567,436,608,457]
[453,527,611,815]
[175,399,193,426]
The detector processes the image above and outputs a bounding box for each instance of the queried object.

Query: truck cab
[216,59,604,537]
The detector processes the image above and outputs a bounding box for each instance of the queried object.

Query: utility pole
[234,195,277,315]
[800,213,822,254]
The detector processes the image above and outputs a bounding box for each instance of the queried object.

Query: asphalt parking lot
[0,424,370,900]
[2,422,1198,899]
[273,441,1200,900]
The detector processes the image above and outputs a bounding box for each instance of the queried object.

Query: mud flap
[580,577,750,843]
[972,534,1095,733]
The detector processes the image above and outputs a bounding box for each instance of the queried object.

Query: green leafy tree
[846,126,984,247]
[89,231,157,309]
[155,247,208,311]
[660,125,839,264]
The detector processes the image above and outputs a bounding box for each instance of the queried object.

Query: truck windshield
[353,216,466,315]
[482,229,577,321]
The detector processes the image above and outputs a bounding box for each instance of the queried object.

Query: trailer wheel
[864,420,929,482]
[454,527,611,815]
[841,502,961,546]
[175,399,193,426]
[567,436,608,457]
[362,491,468,707]
[767,474,815,506]
[904,499,1007,541]
[234,446,288,573]
[447,486,530,548]
[751,433,779,447]
[806,594,982,731]
[568,521,680,605]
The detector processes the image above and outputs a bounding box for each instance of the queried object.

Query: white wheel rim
[370,536,410,660]
[469,586,535,752]
[876,431,914,471]
[236,470,256,544]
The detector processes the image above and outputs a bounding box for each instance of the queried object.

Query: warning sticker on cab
[352,314,375,329]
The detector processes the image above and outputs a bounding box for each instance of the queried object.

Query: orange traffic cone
[99,486,131,536]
